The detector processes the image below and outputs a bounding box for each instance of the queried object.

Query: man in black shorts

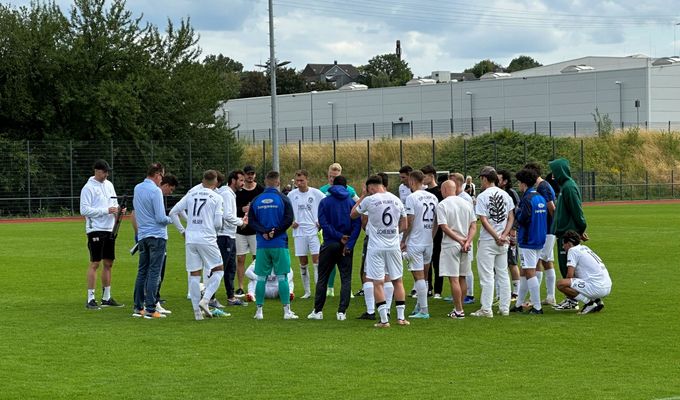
[80,159,125,310]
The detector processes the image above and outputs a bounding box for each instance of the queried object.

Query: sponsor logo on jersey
[262,199,273,204]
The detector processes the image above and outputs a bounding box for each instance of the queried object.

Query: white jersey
[216,185,243,238]
[475,186,514,241]
[399,183,411,204]
[436,196,476,249]
[79,176,118,233]
[357,191,406,250]
[170,187,224,245]
[567,245,611,286]
[287,187,325,237]
[404,189,438,247]
[458,191,473,205]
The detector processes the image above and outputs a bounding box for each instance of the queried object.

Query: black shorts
[87,231,116,262]
[507,244,517,266]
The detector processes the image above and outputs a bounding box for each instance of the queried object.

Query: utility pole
[268,0,279,172]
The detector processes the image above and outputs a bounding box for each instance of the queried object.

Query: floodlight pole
[268,0,279,172]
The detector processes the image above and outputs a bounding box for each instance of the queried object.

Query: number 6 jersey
[357,192,406,250]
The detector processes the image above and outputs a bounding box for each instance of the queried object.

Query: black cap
[243,165,256,174]
[93,159,111,172]
[332,175,347,187]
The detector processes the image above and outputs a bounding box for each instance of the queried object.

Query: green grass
[1,203,679,399]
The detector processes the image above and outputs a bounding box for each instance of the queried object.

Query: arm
[346,208,362,250]
[500,208,515,242]
[153,190,172,226]
[464,221,477,252]
[223,193,244,227]
[439,224,466,245]
[566,265,575,279]
[318,201,344,242]
[247,201,268,235]
[79,186,115,217]
[275,194,294,234]
[398,216,407,234]
[565,187,587,234]
[401,215,415,248]
[168,197,187,235]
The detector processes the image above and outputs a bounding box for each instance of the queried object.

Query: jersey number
[422,202,435,222]
[382,207,393,226]
[192,198,207,217]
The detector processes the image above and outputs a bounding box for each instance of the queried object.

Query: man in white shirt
[80,159,124,310]
[557,231,612,314]
[436,180,477,319]
[401,170,438,319]
[169,170,226,320]
[287,169,326,298]
[398,165,413,204]
[450,172,476,304]
[351,175,407,328]
[216,169,248,307]
[472,166,515,318]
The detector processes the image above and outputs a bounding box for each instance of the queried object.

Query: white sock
[313,264,319,284]
[415,279,428,314]
[396,303,406,320]
[187,272,192,296]
[527,276,541,310]
[466,273,474,296]
[575,293,591,304]
[377,303,389,323]
[536,270,544,286]
[87,289,95,302]
[102,286,111,300]
[511,280,519,296]
[300,265,310,294]
[384,281,394,310]
[202,267,209,286]
[545,268,556,298]
[516,276,528,305]
[363,282,375,314]
[203,270,224,301]
[283,304,291,314]
[189,276,201,310]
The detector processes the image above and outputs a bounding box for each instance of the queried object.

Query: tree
[358,53,413,88]
[272,67,306,95]
[239,71,269,98]
[464,59,504,78]
[506,55,542,73]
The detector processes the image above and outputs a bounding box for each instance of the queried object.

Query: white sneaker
[301,292,312,299]
[499,309,509,316]
[284,311,299,320]
[156,303,172,315]
[433,293,442,299]
[470,309,494,318]
[193,309,203,321]
[198,298,212,318]
[186,293,191,300]
[254,308,263,320]
[541,297,557,306]
[307,310,323,320]
[336,312,346,321]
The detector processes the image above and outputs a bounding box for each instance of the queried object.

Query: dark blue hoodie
[318,185,361,250]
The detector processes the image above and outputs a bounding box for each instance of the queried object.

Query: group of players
[80,158,612,325]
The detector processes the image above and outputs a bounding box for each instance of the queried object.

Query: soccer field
[1,203,679,399]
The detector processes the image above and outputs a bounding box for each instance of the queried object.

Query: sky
[8,0,680,76]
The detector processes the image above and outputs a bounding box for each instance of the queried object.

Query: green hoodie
[549,158,587,236]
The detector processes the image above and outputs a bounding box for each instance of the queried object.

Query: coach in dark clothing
[312,176,362,319]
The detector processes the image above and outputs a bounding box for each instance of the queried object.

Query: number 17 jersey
[357,191,406,251]
[405,189,439,247]
[171,188,224,245]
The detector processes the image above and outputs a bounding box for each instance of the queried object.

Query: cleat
[374,322,390,328]
[199,298,213,318]
[354,289,365,297]
[211,308,231,317]
[528,307,544,315]
[300,292,312,299]
[254,308,263,320]
[227,298,245,306]
[397,319,410,326]
[336,312,347,321]
[245,293,255,302]
[132,309,145,318]
[307,310,323,320]
[499,309,510,316]
[433,293,442,299]
[101,298,124,308]
[143,311,166,319]
[427,290,433,298]
[86,299,101,310]
[464,296,475,304]
[410,289,417,298]
[208,299,224,309]
[511,294,518,302]
[448,310,465,319]
[234,288,245,298]
[553,298,579,311]
[156,303,172,314]
[542,297,557,306]
[470,309,494,318]
[579,299,603,314]
[357,312,376,320]
[284,311,299,320]
[194,309,204,320]
[510,305,524,313]
[409,312,430,319]
[593,299,605,312]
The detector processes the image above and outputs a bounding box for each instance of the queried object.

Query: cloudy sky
[9,0,680,76]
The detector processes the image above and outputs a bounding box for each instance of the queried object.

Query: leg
[313,243,334,313]
[494,249,511,313]
[144,238,166,313]
[557,237,568,278]
[337,247,353,314]
[450,276,462,311]
[156,253,167,300]
[432,245,443,296]
[298,253,311,297]
[133,239,150,312]
[236,254,247,290]
[476,241,495,311]
[87,261,100,302]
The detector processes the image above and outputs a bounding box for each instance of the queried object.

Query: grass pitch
[1,203,679,399]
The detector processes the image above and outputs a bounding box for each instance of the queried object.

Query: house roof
[302,63,360,78]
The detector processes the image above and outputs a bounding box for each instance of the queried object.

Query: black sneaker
[580,299,604,314]
[101,298,124,308]
[427,290,433,298]
[593,299,605,312]
[510,305,524,313]
[354,289,365,297]
[86,299,101,310]
[235,288,245,298]
[528,307,544,315]
[357,312,376,320]
[410,289,417,297]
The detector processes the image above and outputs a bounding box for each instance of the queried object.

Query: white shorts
[236,233,257,256]
[439,245,471,277]
[519,248,540,269]
[539,234,556,262]
[186,243,223,272]
[570,278,611,300]
[365,248,403,281]
[294,235,321,256]
[405,245,432,272]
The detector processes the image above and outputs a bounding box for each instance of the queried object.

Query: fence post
[366,140,371,176]
[285,127,288,144]
[669,121,671,134]
[534,121,537,135]
[302,126,305,142]
[549,121,552,138]
[430,119,434,138]
[188,139,193,185]
[450,118,453,135]
[619,170,623,200]
[237,130,240,141]
[574,121,577,138]
[463,139,467,177]
[333,140,336,163]
[354,123,357,141]
[70,140,74,215]
[372,122,375,140]
[319,125,321,142]
[512,120,515,131]
[252,129,255,143]
[489,116,493,134]
[27,140,31,217]
[410,120,414,140]
[672,170,675,198]
[399,140,403,166]
[580,139,584,193]
[431,139,436,166]
[262,140,266,176]
[645,121,648,130]
[268,128,271,141]
[645,171,649,200]
[298,140,302,169]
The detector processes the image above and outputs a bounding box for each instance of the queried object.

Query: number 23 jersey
[404,190,439,247]
[357,192,406,251]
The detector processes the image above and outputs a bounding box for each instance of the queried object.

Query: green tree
[239,71,269,98]
[464,59,504,78]
[272,67,306,95]
[506,55,542,73]
[358,53,413,88]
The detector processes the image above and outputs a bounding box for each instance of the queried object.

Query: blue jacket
[515,187,547,250]
[248,187,294,249]
[318,185,361,250]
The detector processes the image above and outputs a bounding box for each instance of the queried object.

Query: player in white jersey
[557,231,611,314]
[245,261,294,302]
[472,166,515,318]
[351,175,407,328]
[169,170,226,320]
[450,172,476,304]
[398,165,413,204]
[287,169,326,298]
[401,170,438,319]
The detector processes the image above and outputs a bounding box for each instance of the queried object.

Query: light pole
[267,0,279,172]
[466,91,473,136]
[449,81,454,133]
[615,81,623,130]
[328,101,335,140]
[675,22,680,56]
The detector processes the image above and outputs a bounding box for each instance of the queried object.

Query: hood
[328,185,350,199]
[549,158,572,184]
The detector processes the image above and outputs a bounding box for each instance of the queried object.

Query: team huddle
[80,158,612,324]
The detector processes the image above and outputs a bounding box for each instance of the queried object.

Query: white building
[223,56,680,142]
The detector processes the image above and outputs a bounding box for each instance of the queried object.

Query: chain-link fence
[1,136,678,218]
